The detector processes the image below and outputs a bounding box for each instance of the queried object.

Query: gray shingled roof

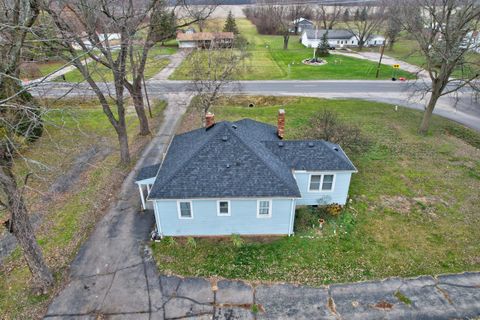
[263,141,357,171]
[148,120,301,199]
[304,29,355,40]
[145,119,356,200]
[136,163,161,181]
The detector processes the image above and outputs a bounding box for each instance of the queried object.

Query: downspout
[138,184,146,210]
[154,201,163,238]
[288,198,296,236]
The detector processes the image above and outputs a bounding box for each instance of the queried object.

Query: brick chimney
[205,112,215,128]
[277,109,285,139]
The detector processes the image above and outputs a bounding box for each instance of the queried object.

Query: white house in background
[73,32,121,50]
[290,18,315,34]
[301,29,386,48]
[461,31,480,53]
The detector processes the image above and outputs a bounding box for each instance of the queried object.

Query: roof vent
[333,147,339,151]
[226,164,231,168]
[222,136,228,141]
[232,124,237,129]
[308,142,314,148]
[278,141,284,147]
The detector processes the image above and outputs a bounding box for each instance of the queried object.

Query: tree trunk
[117,126,131,164]
[388,39,395,51]
[283,35,289,50]
[419,90,441,135]
[358,40,364,51]
[131,85,150,136]
[0,165,53,290]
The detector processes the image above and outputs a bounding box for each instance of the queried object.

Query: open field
[170,19,413,80]
[152,96,480,286]
[59,45,177,83]
[0,99,166,319]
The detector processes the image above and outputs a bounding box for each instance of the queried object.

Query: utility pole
[375,41,385,79]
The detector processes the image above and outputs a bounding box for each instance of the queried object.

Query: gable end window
[178,201,193,219]
[309,174,335,192]
[257,200,272,218]
[217,200,230,216]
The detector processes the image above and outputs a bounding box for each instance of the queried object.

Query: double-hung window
[309,174,335,192]
[217,201,230,216]
[257,200,272,218]
[178,201,193,219]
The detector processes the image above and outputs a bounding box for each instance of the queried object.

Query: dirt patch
[377,195,448,217]
[374,300,393,310]
[378,196,412,214]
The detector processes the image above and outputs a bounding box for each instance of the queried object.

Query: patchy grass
[60,45,176,82]
[0,99,166,319]
[395,290,412,305]
[152,96,480,286]
[170,19,413,80]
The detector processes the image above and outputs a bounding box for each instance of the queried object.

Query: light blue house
[135,110,357,237]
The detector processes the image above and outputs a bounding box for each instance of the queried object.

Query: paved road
[30,80,480,131]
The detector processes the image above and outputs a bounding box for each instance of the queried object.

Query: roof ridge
[228,125,299,196]
[263,139,356,171]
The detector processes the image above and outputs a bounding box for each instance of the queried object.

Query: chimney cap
[278,109,285,114]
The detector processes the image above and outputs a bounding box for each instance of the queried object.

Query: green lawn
[152,96,480,286]
[0,99,166,319]
[60,45,177,82]
[360,37,480,78]
[170,19,413,80]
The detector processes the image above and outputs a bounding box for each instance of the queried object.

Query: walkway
[149,49,191,81]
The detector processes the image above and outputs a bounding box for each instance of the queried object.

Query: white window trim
[308,173,336,193]
[177,200,193,219]
[256,199,272,218]
[217,200,231,216]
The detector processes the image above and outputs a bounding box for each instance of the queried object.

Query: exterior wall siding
[178,41,197,48]
[153,198,295,237]
[294,171,353,206]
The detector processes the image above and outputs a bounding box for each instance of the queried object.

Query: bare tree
[315,5,343,30]
[41,1,135,164]
[123,1,215,135]
[189,43,248,125]
[397,0,480,134]
[0,0,53,290]
[346,4,385,51]
[288,3,311,35]
[385,8,402,50]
